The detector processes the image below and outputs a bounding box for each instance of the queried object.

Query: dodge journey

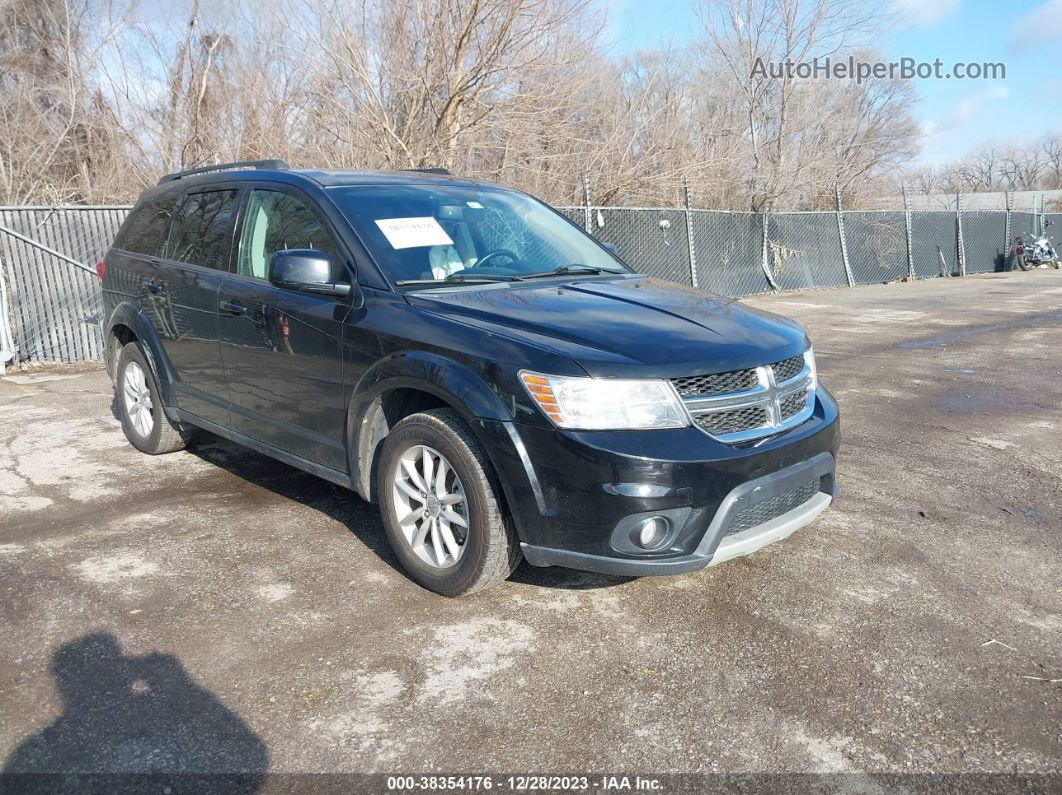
[100,160,839,596]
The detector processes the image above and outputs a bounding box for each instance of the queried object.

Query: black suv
[100,160,839,596]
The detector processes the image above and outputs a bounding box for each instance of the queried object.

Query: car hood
[406,276,809,378]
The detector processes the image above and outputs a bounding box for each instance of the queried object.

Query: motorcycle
[1013,221,1061,270]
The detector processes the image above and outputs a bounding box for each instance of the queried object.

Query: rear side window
[165,189,241,269]
[118,197,178,256]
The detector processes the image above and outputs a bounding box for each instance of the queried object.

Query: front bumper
[475,387,840,576]
[519,452,834,575]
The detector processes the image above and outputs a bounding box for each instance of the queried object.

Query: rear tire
[377,408,520,596]
[116,342,190,455]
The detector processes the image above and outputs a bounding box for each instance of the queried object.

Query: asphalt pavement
[0,271,1059,782]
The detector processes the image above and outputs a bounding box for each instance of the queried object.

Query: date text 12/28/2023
[385,775,664,791]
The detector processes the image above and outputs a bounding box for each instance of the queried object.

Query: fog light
[635,516,671,549]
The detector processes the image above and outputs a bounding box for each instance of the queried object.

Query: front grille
[672,352,813,443]
[779,391,807,420]
[771,355,805,383]
[671,368,758,397]
[725,479,820,536]
[694,406,768,435]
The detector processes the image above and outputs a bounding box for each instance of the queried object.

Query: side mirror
[270,249,351,297]
[602,242,620,257]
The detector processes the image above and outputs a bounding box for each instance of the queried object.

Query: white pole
[0,260,15,375]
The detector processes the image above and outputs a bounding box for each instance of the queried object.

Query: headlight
[519,371,689,430]
[804,347,817,390]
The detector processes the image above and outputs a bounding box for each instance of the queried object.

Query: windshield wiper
[513,264,612,280]
[396,265,616,287]
[395,273,518,287]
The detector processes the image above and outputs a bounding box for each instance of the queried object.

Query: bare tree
[692,0,913,209]
[0,0,108,202]
[1,0,921,209]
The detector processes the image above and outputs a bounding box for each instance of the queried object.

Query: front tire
[377,408,520,596]
[116,342,190,455]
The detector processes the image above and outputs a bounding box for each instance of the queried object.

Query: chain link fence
[961,210,1010,274]
[909,212,959,278]
[0,190,1056,366]
[843,211,909,285]
[691,211,770,296]
[0,206,130,366]
[590,209,693,286]
[766,212,851,290]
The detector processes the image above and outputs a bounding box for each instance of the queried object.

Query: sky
[607,0,1062,167]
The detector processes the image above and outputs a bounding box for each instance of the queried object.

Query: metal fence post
[1004,191,1012,271]
[760,211,779,290]
[835,185,854,287]
[582,173,592,234]
[683,177,699,288]
[956,191,966,276]
[902,186,915,281]
[0,255,15,375]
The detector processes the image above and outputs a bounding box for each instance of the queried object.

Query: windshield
[329,184,628,287]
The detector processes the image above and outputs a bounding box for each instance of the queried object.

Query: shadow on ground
[184,433,631,593]
[2,633,267,792]
[185,434,407,580]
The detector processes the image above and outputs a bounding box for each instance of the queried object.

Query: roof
[137,164,504,207]
[156,159,494,188]
[294,169,496,189]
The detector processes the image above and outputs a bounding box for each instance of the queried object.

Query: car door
[217,187,353,470]
[108,193,180,345]
[156,187,242,425]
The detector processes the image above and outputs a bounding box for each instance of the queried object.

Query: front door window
[237,190,340,280]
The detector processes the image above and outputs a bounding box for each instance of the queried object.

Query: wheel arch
[346,352,515,503]
[104,302,178,406]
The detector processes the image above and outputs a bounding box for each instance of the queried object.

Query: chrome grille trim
[671,369,759,397]
[771,355,806,385]
[671,351,816,444]
[694,406,769,436]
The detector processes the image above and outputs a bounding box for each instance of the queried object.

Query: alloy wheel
[122,361,154,438]
[391,444,469,568]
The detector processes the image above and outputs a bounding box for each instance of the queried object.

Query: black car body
[101,161,839,595]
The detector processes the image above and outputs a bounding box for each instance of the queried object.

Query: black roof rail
[402,167,451,175]
[158,159,289,184]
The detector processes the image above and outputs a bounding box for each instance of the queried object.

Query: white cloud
[917,85,1010,163]
[890,0,961,28]
[1010,0,1062,49]
[953,84,1010,124]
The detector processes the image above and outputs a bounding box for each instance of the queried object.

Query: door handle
[219,300,247,316]
[145,280,162,294]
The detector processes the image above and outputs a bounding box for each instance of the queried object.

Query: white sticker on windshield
[466,201,484,209]
[374,217,454,250]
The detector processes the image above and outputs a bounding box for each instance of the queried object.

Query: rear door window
[118,196,178,257]
[165,190,241,269]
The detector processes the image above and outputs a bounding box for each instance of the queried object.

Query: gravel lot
[1,271,1060,782]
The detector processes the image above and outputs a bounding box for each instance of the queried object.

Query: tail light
[95,259,106,282]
